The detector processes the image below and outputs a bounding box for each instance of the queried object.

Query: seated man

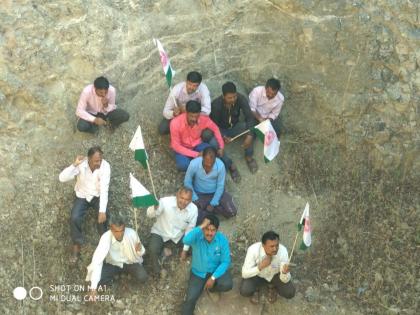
[159,71,211,135]
[86,215,147,297]
[184,147,237,224]
[210,81,258,182]
[76,76,129,133]
[249,78,284,136]
[170,100,224,171]
[182,215,233,315]
[240,231,295,304]
[59,146,110,264]
[146,186,198,276]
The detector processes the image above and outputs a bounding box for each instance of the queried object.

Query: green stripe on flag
[299,241,309,250]
[297,219,305,231]
[253,127,265,143]
[134,149,148,169]
[132,195,158,208]
[166,67,173,87]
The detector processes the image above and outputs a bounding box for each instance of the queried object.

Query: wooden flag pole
[229,128,251,142]
[146,160,157,199]
[288,231,300,263]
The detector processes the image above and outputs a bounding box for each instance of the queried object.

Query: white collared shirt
[163,81,211,119]
[147,196,198,251]
[85,228,145,289]
[59,159,111,213]
[249,86,284,120]
[242,242,291,283]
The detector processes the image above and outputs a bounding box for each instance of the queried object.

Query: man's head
[202,147,216,172]
[186,100,201,126]
[109,215,126,242]
[261,231,280,256]
[176,186,193,210]
[186,71,202,94]
[94,76,110,98]
[265,78,281,100]
[222,82,237,108]
[87,146,103,171]
[203,214,219,242]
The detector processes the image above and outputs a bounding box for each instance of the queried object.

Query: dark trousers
[98,261,148,287]
[240,274,296,299]
[148,233,183,274]
[182,271,233,315]
[195,192,237,225]
[220,122,254,170]
[77,109,130,133]
[158,118,171,135]
[70,197,107,245]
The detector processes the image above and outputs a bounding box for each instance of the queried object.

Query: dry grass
[278,132,419,315]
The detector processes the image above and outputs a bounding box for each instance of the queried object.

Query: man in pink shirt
[76,76,130,133]
[249,78,284,136]
[170,100,224,171]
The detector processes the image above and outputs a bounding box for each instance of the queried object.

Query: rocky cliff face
[0,0,418,313]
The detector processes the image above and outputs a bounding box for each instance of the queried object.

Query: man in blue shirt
[184,147,237,224]
[181,214,233,315]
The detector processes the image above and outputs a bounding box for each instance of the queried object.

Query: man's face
[88,152,102,171]
[204,224,217,242]
[223,92,237,107]
[110,224,125,242]
[186,80,200,94]
[202,155,215,172]
[186,112,200,126]
[176,190,192,210]
[262,239,279,256]
[95,88,108,98]
[265,87,278,100]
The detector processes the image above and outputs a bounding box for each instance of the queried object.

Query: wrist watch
[211,276,216,281]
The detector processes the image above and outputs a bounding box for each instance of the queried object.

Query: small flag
[153,38,176,87]
[130,173,158,208]
[298,202,311,250]
[129,125,148,169]
[253,120,280,162]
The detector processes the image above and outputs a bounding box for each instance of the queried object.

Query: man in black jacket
[210,82,258,183]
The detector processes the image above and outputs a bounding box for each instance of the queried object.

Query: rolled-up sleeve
[86,233,111,289]
[59,164,79,182]
[241,246,260,279]
[76,89,96,122]
[212,237,231,279]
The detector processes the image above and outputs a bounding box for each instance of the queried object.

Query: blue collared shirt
[184,157,226,206]
[183,226,231,279]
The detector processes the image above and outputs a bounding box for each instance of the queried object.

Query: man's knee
[239,280,256,297]
[77,119,94,132]
[176,159,190,172]
[201,128,214,143]
[158,119,170,135]
[280,284,296,299]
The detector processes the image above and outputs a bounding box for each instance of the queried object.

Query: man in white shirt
[240,231,295,304]
[147,187,198,275]
[158,71,211,135]
[86,215,147,297]
[249,78,284,136]
[59,146,110,264]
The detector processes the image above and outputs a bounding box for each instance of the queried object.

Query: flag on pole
[130,173,158,208]
[252,120,280,162]
[298,202,311,250]
[129,125,148,169]
[153,38,176,87]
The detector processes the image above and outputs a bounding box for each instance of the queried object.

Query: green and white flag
[153,38,176,87]
[129,125,148,169]
[130,173,158,208]
[298,202,311,250]
[253,119,280,162]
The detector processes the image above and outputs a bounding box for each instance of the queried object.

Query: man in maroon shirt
[170,100,224,171]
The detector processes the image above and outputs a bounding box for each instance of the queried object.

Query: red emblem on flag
[160,52,168,68]
[304,218,311,232]
[265,131,275,145]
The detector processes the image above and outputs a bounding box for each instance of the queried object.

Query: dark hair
[222,82,237,95]
[202,146,217,159]
[262,231,279,244]
[178,186,193,195]
[204,214,219,229]
[186,100,201,113]
[265,78,281,91]
[186,71,202,84]
[87,146,103,158]
[94,76,110,90]
[109,213,125,227]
